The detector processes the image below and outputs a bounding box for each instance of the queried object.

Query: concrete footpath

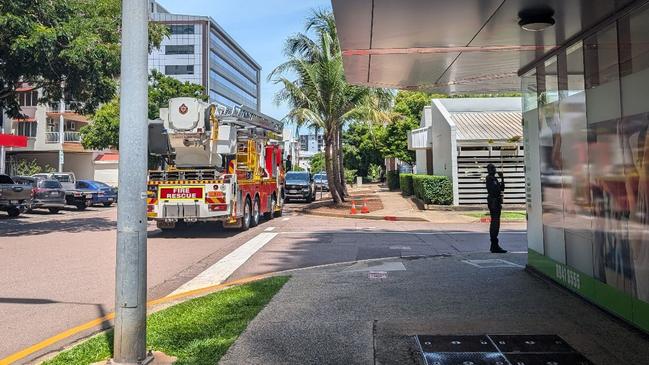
[220,252,649,364]
[304,186,478,223]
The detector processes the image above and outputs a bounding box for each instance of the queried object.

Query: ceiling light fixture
[518,8,555,32]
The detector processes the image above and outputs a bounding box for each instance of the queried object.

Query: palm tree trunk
[325,132,343,205]
[337,126,349,197]
[330,127,346,201]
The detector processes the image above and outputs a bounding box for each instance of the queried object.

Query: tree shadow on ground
[0,217,116,237]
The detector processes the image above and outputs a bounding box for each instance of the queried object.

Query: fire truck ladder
[215,104,283,135]
[214,104,283,175]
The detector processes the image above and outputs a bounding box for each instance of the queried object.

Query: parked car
[13,176,66,213]
[76,180,117,207]
[284,171,315,203]
[32,172,91,210]
[313,173,329,191]
[0,174,32,217]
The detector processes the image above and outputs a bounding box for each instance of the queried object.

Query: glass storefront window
[527,2,649,326]
[538,56,567,264]
[617,4,649,302]
[559,42,593,275]
[522,70,537,113]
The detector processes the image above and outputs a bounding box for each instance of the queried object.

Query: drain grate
[462,259,524,268]
[416,335,593,365]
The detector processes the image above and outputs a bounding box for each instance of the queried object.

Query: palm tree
[270,10,390,204]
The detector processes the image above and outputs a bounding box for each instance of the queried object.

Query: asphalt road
[0,203,526,363]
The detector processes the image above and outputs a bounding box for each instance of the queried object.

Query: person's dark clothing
[486,173,505,249]
[285,159,292,172]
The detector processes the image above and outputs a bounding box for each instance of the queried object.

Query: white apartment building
[297,132,324,170]
[3,85,118,183]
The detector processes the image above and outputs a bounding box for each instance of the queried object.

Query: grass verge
[42,276,289,365]
[463,211,527,220]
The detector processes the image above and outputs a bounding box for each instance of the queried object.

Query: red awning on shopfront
[0,133,28,147]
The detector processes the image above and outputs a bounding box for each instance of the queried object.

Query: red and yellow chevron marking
[147,198,158,205]
[205,197,226,204]
[205,191,226,204]
[148,180,223,185]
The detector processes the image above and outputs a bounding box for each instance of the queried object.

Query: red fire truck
[147,97,284,231]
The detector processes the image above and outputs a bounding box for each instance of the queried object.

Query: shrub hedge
[387,171,400,190]
[412,175,453,205]
[399,173,414,196]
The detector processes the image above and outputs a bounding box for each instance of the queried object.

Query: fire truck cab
[147,97,284,231]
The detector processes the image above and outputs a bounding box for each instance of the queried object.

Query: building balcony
[45,131,82,144]
[408,126,432,150]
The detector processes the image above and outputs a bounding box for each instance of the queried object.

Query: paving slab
[220,253,649,365]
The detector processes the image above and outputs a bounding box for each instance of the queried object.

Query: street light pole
[113,0,151,364]
[58,80,65,172]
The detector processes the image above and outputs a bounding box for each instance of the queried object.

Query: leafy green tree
[0,0,168,118]
[343,121,386,177]
[309,152,325,174]
[148,70,208,119]
[14,159,55,176]
[80,72,207,150]
[381,116,419,164]
[393,91,433,121]
[79,99,120,150]
[379,91,433,164]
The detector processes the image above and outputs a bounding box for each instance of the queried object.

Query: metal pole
[113,0,151,363]
[58,81,65,172]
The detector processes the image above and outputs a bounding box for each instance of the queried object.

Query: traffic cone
[361,199,370,214]
[350,201,358,215]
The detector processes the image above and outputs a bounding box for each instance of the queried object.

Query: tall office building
[149,2,261,111]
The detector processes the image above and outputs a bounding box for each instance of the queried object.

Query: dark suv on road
[284,171,315,203]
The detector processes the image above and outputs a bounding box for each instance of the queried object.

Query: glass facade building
[522,2,649,330]
[148,1,261,111]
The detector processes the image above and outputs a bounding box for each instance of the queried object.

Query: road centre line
[264,227,276,231]
[282,217,290,221]
[169,232,278,295]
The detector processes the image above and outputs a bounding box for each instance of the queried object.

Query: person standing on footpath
[285,154,293,172]
[486,163,507,253]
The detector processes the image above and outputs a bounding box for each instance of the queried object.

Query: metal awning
[332,0,640,92]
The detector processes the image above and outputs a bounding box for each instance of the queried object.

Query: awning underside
[332,0,638,92]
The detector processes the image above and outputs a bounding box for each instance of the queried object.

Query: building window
[209,90,238,108]
[165,65,194,75]
[16,122,37,137]
[209,32,258,76]
[65,120,76,131]
[18,91,38,107]
[210,70,256,107]
[299,135,309,151]
[168,24,194,35]
[165,45,194,55]
[210,51,257,89]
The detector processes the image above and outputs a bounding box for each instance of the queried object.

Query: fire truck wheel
[251,197,261,227]
[241,198,252,231]
[265,195,276,220]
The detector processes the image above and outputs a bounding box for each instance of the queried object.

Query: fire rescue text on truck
[147,97,285,231]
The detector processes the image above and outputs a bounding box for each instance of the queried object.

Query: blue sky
[158,0,332,126]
